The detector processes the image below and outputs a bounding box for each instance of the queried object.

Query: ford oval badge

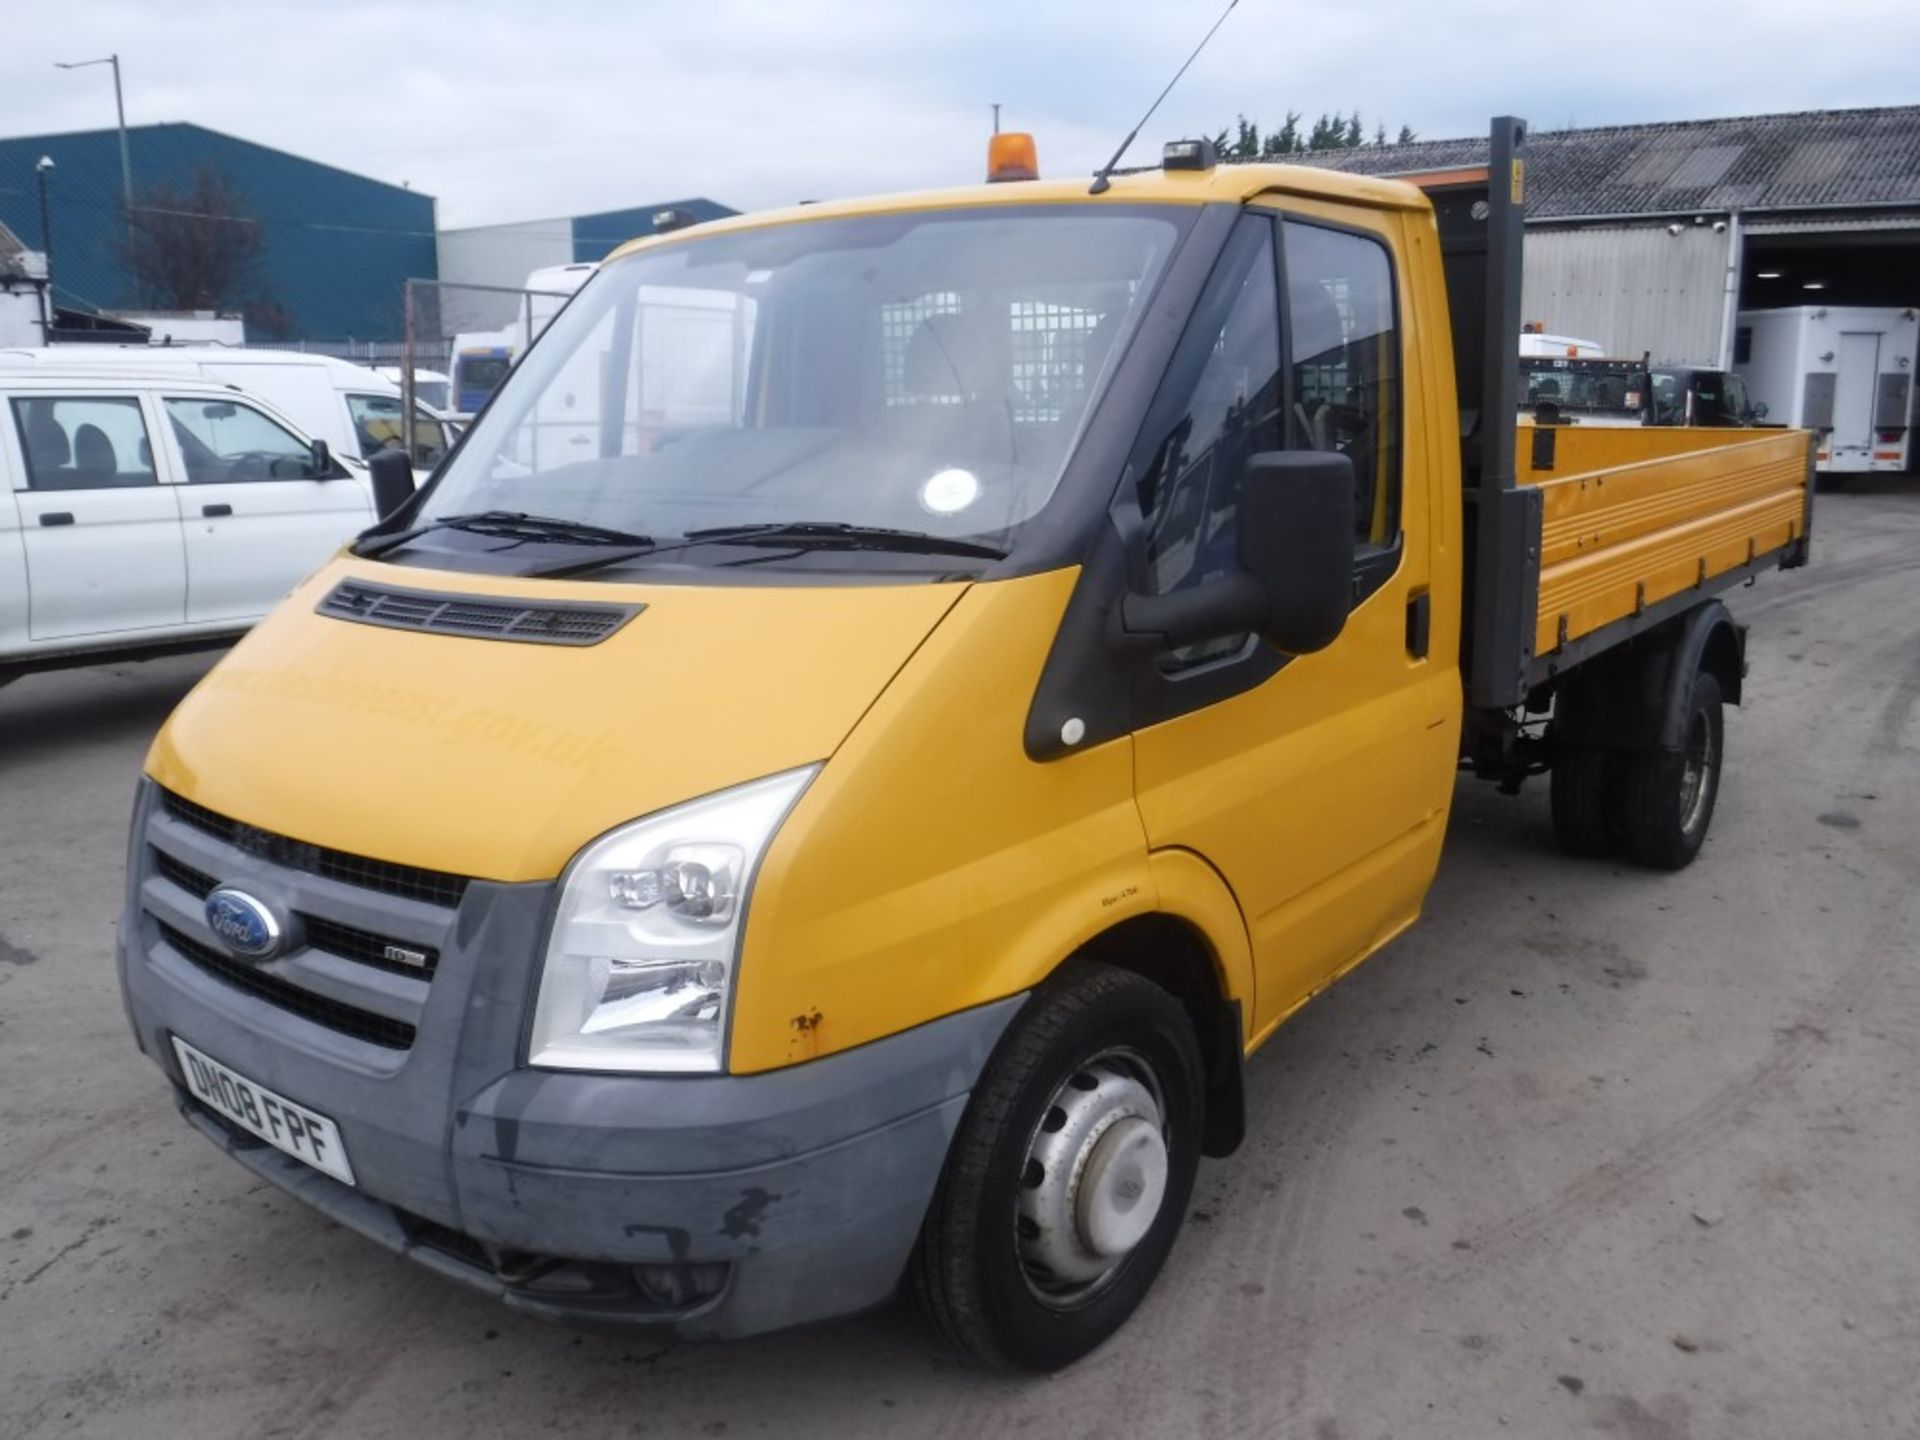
[204,888,281,959]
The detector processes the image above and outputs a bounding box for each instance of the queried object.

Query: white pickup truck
[0,367,387,684]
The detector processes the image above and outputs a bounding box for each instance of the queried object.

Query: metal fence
[397,278,579,421]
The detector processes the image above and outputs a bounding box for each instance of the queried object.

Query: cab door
[158,394,373,623]
[5,391,188,642]
[1125,206,1453,1041]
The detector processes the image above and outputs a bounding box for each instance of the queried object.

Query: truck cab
[117,122,1813,1371]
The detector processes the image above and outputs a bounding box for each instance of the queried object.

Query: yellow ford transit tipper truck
[117,119,1814,1370]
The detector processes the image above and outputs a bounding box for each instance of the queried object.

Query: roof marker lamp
[987,132,1039,183]
[529,766,817,1073]
[1162,138,1218,172]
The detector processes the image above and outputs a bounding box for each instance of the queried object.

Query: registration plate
[172,1038,356,1186]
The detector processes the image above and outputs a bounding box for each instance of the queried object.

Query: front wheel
[910,962,1205,1371]
[1615,670,1724,870]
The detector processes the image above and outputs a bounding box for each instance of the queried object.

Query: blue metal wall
[570,197,736,262]
[0,123,436,341]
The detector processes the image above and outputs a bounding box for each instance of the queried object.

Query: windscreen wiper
[680,521,1008,561]
[355,511,654,560]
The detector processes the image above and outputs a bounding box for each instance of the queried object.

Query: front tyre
[910,962,1205,1371]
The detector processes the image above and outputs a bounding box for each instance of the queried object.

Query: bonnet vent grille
[318,579,640,646]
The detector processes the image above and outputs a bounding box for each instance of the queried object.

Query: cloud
[5,0,1915,227]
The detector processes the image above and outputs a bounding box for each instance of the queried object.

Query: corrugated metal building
[0,123,435,342]
[1309,106,1920,367]
[435,196,735,333]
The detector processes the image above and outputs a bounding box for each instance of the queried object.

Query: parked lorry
[1734,304,1918,475]
[1520,353,1652,426]
[1650,365,1762,428]
[117,119,1814,1370]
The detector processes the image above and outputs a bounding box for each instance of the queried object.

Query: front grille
[159,790,468,909]
[157,921,416,1050]
[150,848,440,983]
[305,916,438,979]
[318,578,639,647]
[397,1210,495,1270]
[154,848,218,899]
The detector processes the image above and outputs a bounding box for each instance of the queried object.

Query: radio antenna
[1089,0,1241,195]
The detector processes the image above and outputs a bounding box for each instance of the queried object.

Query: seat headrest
[72,423,116,480]
[25,409,71,471]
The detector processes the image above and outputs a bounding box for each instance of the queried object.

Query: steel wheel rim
[1679,707,1716,834]
[1013,1046,1171,1310]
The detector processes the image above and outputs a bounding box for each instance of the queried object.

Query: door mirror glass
[366,448,415,520]
[1238,450,1356,654]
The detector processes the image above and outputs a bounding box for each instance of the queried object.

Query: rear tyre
[1616,670,1724,871]
[910,961,1205,1372]
[1549,741,1616,857]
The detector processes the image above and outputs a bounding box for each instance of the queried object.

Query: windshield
[420,206,1187,566]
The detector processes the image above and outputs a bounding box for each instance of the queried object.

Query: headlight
[528,766,817,1073]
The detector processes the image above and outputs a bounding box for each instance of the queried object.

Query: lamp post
[54,54,133,230]
[35,156,55,337]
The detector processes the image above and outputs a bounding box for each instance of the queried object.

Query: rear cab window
[8,396,158,490]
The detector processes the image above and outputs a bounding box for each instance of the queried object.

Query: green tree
[1397,123,1418,144]
[1344,112,1364,147]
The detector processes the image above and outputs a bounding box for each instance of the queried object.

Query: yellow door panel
[1131,205,1455,1042]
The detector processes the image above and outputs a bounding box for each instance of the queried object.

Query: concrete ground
[2,485,1916,1440]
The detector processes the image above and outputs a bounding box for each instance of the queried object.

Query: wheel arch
[1551,599,1745,752]
[1058,849,1253,1158]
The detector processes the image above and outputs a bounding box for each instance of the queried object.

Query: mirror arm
[1119,574,1266,652]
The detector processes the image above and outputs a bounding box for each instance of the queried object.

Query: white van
[0,348,456,482]
[1734,306,1919,474]
[0,368,382,681]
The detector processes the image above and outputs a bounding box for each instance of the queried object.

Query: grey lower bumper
[127,907,1022,1336]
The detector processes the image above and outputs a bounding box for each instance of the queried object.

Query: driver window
[163,398,321,483]
[1283,221,1400,553]
[1134,218,1283,602]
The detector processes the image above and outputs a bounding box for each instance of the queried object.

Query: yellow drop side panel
[1520,426,1814,657]
[732,570,1244,1074]
[147,557,964,883]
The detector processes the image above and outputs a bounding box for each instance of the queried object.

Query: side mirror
[1120,450,1357,656]
[309,438,333,477]
[1239,450,1356,654]
[1752,401,1769,420]
[367,447,415,520]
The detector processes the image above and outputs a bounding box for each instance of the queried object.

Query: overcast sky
[6,0,1917,227]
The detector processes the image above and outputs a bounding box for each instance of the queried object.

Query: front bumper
[118,781,1023,1337]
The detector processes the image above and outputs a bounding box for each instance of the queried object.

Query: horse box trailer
[1734,305,1918,475]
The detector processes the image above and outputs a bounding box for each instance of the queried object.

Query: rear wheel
[1616,670,1724,870]
[1549,740,1616,857]
[911,962,1204,1371]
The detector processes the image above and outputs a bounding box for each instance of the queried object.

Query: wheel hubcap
[1015,1050,1169,1306]
[1679,708,1716,833]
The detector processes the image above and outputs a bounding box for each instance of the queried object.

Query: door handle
[1405,590,1431,659]
[201,503,233,518]
[39,512,74,527]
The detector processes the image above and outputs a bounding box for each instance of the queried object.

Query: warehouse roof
[1300,105,1920,219]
